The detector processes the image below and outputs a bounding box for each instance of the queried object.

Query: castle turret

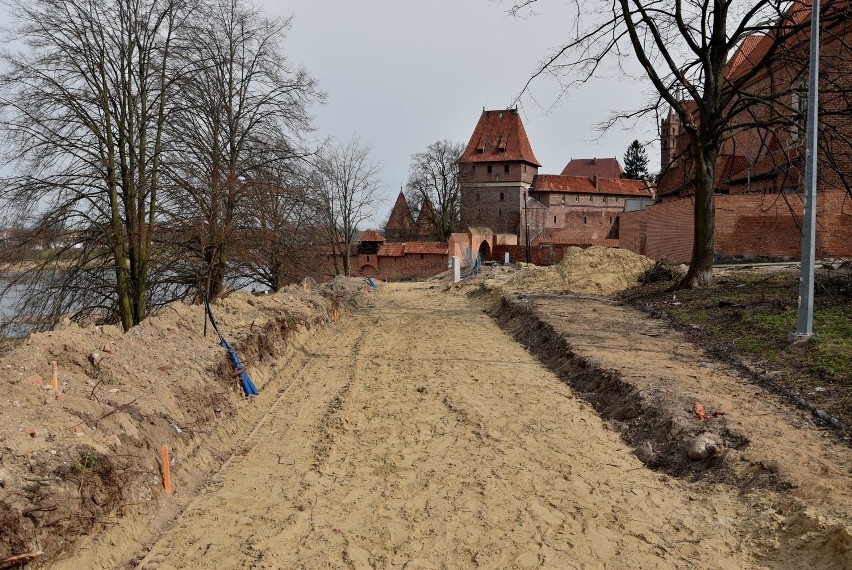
[660,107,680,171]
[458,109,541,236]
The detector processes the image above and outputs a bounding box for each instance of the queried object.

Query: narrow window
[603,196,608,203]
[420,254,424,260]
[583,216,587,224]
[609,216,613,223]
[504,164,509,173]
[589,196,593,202]
[575,196,579,202]
[553,216,557,224]
[487,164,493,174]
[472,165,476,172]
[499,208,502,216]
[500,192,505,201]
[561,195,565,204]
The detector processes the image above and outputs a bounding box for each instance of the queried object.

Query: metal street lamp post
[794,0,821,339]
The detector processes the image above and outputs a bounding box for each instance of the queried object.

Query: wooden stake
[162,445,174,495]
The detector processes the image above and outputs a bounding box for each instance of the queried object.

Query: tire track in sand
[134,283,776,569]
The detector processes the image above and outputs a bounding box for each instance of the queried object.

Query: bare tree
[0,0,188,330]
[405,140,464,242]
[232,164,325,291]
[163,0,322,301]
[317,137,381,277]
[511,0,848,287]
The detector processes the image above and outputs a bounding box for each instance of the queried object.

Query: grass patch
[625,268,852,432]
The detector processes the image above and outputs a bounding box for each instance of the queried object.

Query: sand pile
[503,246,655,296]
[0,279,364,566]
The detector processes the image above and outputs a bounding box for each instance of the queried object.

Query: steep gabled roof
[384,191,415,233]
[560,158,623,178]
[460,109,542,166]
[532,175,652,197]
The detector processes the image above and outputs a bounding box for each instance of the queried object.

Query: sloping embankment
[0,279,364,567]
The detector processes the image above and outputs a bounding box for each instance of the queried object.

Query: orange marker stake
[51,361,59,393]
[162,445,174,495]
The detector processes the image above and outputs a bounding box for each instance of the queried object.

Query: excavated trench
[476,288,776,490]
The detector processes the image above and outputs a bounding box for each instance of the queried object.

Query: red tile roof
[404,242,449,255]
[358,230,385,243]
[532,175,652,197]
[378,243,405,257]
[376,242,448,256]
[560,158,623,178]
[459,109,542,166]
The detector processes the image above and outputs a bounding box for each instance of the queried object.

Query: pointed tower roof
[459,109,541,166]
[384,191,415,233]
[416,196,435,225]
[416,197,438,239]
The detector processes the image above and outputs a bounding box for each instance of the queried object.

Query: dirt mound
[502,246,655,296]
[0,280,363,566]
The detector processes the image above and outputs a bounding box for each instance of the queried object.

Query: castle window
[504,164,509,173]
[472,165,476,172]
[589,196,593,202]
[553,216,557,224]
[487,165,493,174]
[583,216,587,224]
[499,208,502,216]
[561,195,565,204]
[603,196,608,203]
[420,254,424,260]
[609,216,613,223]
[575,196,579,202]
[500,192,505,201]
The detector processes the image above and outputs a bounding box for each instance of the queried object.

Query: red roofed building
[459,109,541,236]
[624,0,852,261]
[458,108,653,258]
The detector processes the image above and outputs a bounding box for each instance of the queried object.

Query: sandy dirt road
[123,283,790,569]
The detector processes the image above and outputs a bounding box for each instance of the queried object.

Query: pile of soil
[0,278,364,566]
[502,246,655,296]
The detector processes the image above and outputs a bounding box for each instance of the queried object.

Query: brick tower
[458,109,541,237]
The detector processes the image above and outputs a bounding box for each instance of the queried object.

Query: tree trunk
[678,141,717,288]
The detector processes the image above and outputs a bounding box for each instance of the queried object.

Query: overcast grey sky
[0,0,661,226]
[261,0,660,225]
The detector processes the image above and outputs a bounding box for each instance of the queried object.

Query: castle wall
[620,189,852,261]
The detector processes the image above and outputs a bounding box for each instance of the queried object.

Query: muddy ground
[1,255,851,568]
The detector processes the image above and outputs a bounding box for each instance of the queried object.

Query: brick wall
[620,189,852,261]
[356,253,448,281]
